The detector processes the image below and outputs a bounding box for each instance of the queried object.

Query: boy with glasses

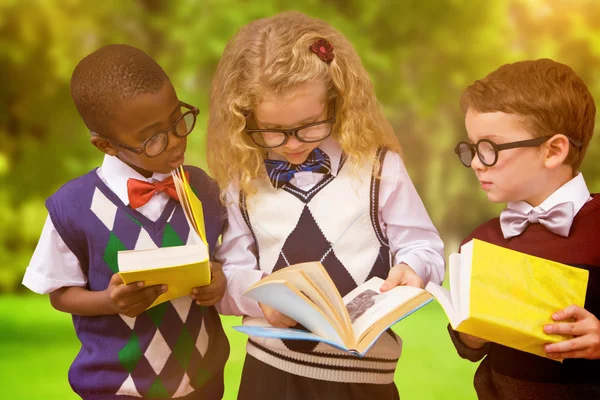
[22,44,229,399]
[450,58,600,400]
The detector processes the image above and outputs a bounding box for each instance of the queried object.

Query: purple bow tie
[264,148,331,189]
[499,201,575,239]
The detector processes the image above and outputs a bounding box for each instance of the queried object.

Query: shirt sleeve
[22,215,87,294]
[379,151,445,286]
[214,185,266,317]
[447,324,490,362]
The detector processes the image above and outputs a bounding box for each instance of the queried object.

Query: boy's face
[465,109,550,205]
[92,82,187,177]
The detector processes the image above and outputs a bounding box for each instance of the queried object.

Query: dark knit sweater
[449,194,600,400]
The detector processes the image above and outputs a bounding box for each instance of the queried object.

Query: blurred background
[1,0,599,398]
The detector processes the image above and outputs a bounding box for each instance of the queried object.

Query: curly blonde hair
[207,11,401,194]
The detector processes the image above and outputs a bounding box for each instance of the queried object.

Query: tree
[1,0,599,291]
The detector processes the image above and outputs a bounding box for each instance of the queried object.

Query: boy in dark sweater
[450,58,600,400]
[22,44,229,399]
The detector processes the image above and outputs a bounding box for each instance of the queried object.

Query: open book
[117,166,211,308]
[425,239,589,359]
[233,262,434,356]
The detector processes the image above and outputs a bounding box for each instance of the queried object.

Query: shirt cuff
[22,268,87,294]
[447,324,489,362]
[396,252,428,282]
[217,268,266,317]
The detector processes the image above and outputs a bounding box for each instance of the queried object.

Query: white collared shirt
[507,173,592,216]
[216,138,446,317]
[23,155,174,294]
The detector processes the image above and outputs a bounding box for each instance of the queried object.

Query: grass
[0,294,478,399]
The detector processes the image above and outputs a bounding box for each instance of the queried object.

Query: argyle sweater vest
[455,194,600,400]
[46,166,229,400]
[241,149,402,384]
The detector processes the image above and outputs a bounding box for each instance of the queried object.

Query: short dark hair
[70,44,169,134]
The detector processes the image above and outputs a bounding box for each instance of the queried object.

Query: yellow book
[425,239,589,359]
[117,167,210,308]
[173,166,207,245]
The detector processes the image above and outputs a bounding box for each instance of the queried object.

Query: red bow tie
[127,174,185,209]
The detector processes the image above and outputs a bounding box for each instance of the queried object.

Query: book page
[342,277,427,341]
[233,326,352,353]
[459,240,474,322]
[254,269,345,334]
[245,280,347,348]
[425,281,459,327]
[172,167,205,245]
[270,262,351,333]
[172,169,196,231]
[118,244,208,272]
[179,167,207,245]
[448,253,461,313]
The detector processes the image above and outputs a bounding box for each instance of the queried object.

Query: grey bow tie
[499,201,575,239]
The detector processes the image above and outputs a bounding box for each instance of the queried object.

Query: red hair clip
[310,38,335,64]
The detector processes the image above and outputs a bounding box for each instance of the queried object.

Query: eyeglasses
[90,101,199,157]
[245,108,336,149]
[454,135,583,168]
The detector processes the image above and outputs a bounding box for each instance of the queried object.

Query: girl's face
[254,81,330,165]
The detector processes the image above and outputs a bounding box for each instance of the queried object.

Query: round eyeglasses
[454,135,583,168]
[90,101,199,157]
[245,115,336,148]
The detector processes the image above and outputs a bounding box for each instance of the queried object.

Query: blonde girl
[209,11,445,400]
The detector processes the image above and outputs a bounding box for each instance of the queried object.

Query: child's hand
[544,305,600,360]
[458,332,489,349]
[190,262,227,306]
[259,303,298,328]
[105,273,167,318]
[380,263,424,292]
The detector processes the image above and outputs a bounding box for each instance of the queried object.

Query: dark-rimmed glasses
[90,101,199,157]
[454,135,583,168]
[245,107,336,148]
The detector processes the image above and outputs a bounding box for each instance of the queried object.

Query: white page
[425,281,460,327]
[118,244,208,272]
[342,277,425,341]
[263,270,343,331]
[449,253,462,314]
[274,263,349,329]
[459,240,474,322]
[245,280,345,347]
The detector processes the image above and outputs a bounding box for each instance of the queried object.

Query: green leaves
[3,0,600,292]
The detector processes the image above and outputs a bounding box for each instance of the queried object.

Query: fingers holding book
[380,263,424,292]
[544,305,600,360]
[190,262,227,306]
[259,303,298,328]
[106,273,168,318]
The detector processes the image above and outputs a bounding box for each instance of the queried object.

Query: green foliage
[1,0,600,291]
